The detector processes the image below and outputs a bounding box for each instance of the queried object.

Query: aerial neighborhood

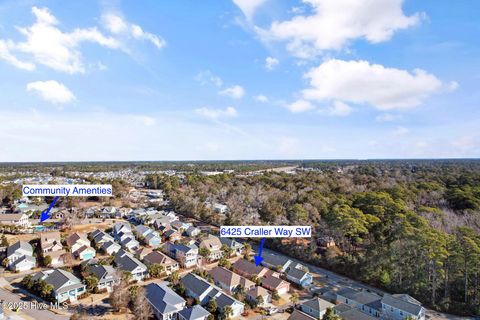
[0,165,454,320]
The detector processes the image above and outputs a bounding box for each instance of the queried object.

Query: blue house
[286,264,313,287]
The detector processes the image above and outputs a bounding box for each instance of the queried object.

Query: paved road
[253,245,474,320]
[0,288,69,320]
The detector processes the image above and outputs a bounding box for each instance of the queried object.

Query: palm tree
[222,305,233,319]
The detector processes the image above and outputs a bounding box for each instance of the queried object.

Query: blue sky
[0,0,478,161]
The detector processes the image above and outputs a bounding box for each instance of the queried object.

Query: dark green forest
[147,160,480,316]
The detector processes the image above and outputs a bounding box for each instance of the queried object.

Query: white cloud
[135,116,156,126]
[448,81,459,92]
[195,70,223,87]
[254,95,269,103]
[376,113,401,122]
[0,40,35,71]
[26,80,76,104]
[287,99,315,113]
[303,59,443,110]
[258,0,422,58]
[195,106,238,119]
[219,85,245,99]
[393,126,409,136]
[233,0,267,21]
[102,13,166,49]
[265,56,279,70]
[324,101,353,117]
[11,7,120,74]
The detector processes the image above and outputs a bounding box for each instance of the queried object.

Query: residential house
[119,236,140,252]
[145,232,162,247]
[6,241,35,271]
[208,266,255,293]
[261,274,290,295]
[145,281,186,320]
[31,269,86,303]
[199,235,223,261]
[143,251,179,275]
[89,264,121,292]
[219,238,243,256]
[114,249,148,281]
[299,297,334,319]
[213,203,228,214]
[261,252,292,272]
[185,226,201,237]
[163,229,182,242]
[232,259,271,279]
[178,305,211,320]
[165,242,198,268]
[180,273,244,317]
[90,230,114,247]
[100,241,121,256]
[381,294,425,320]
[246,286,271,306]
[46,250,69,267]
[135,247,153,260]
[336,288,382,318]
[39,231,63,253]
[135,225,153,238]
[0,213,30,228]
[286,264,313,287]
[66,233,96,261]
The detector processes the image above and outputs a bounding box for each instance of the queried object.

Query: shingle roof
[209,266,254,290]
[287,266,309,280]
[301,297,334,312]
[381,294,423,316]
[180,273,213,298]
[288,309,316,320]
[262,252,291,268]
[146,282,185,314]
[90,265,119,282]
[337,308,378,320]
[114,250,146,272]
[178,305,210,320]
[143,251,176,265]
[232,259,266,276]
[337,288,382,306]
[7,240,33,256]
[220,237,243,249]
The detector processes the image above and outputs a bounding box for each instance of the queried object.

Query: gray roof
[34,269,83,293]
[145,282,185,314]
[287,266,309,280]
[262,252,291,268]
[135,225,152,235]
[220,237,243,249]
[114,250,146,272]
[337,288,382,306]
[178,305,210,320]
[337,308,378,320]
[7,240,33,256]
[180,273,213,298]
[90,265,119,282]
[381,294,423,316]
[288,309,316,320]
[216,292,242,311]
[170,243,197,253]
[301,297,334,312]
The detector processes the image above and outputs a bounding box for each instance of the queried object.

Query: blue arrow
[254,238,266,266]
[40,196,59,223]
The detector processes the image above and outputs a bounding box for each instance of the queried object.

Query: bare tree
[132,286,153,320]
[109,279,129,312]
